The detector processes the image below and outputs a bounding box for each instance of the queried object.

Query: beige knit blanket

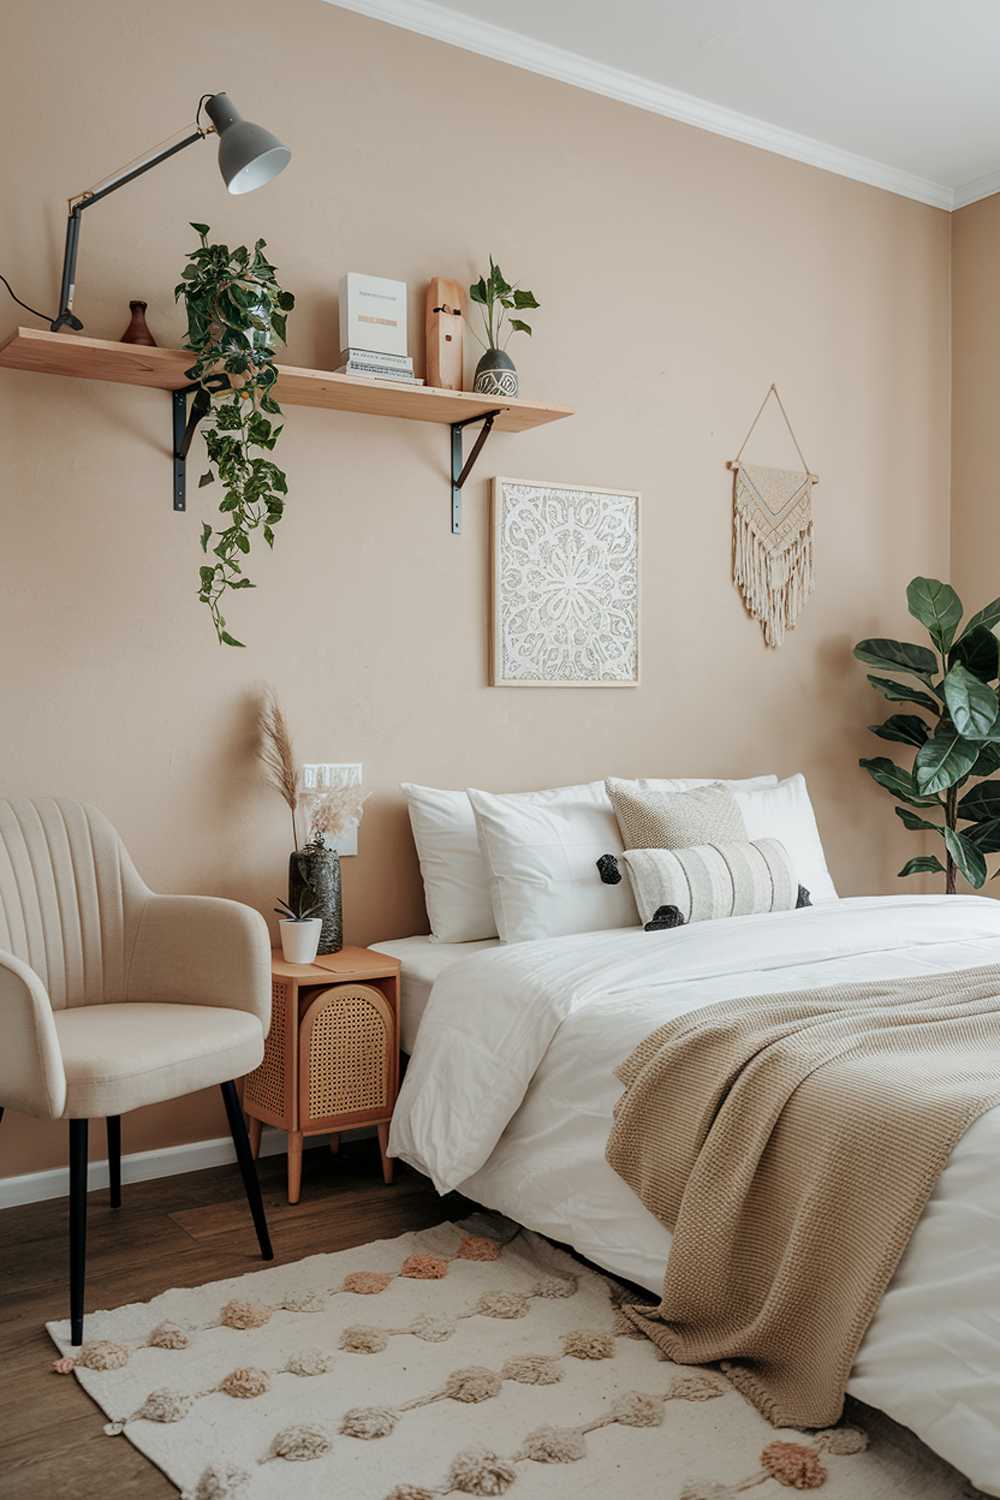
[605,963,1000,1428]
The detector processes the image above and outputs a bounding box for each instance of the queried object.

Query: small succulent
[273,895,321,923]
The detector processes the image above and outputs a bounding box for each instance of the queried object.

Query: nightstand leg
[247,1117,262,1160]
[328,1133,340,1154]
[288,1132,303,1204]
[377,1122,394,1185]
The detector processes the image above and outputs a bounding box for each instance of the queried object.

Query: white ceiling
[326,0,1000,209]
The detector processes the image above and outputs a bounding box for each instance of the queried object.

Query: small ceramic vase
[119,301,157,346]
[473,348,518,398]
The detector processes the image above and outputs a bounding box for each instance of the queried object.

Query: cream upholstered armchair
[0,797,274,1345]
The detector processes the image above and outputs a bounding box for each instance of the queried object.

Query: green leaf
[508,319,532,336]
[868,714,929,748]
[906,577,963,652]
[512,288,540,309]
[859,756,941,807]
[913,728,982,794]
[972,743,1000,778]
[854,638,938,683]
[270,311,287,343]
[942,662,1000,739]
[957,595,1000,640]
[866,675,939,712]
[199,522,212,554]
[894,805,941,832]
[962,817,1000,854]
[943,825,988,887]
[957,778,1000,822]
[198,470,215,489]
[190,221,210,237]
[219,630,246,648]
[469,277,488,305]
[277,290,295,311]
[898,855,946,878]
[949,624,999,683]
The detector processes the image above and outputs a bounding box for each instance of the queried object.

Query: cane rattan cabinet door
[298,982,395,1133]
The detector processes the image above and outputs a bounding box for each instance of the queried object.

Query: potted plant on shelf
[855,576,1000,891]
[274,894,323,964]
[175,223,295,647]
[468,257,540,399]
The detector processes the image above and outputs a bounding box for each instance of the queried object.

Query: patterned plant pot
[473,349,518,398]
[288,843,343,955]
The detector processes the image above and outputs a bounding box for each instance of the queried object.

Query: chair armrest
[127,895,272,1032]
[0,951,66,1119]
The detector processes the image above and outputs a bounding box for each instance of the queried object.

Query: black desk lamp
[49,92,291,333]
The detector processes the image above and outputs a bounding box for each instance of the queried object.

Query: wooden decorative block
[243,947,401,1202]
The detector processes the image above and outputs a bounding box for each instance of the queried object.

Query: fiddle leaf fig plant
[855,577,1000,891]
[175,223,295,646]
[468,257,540,351]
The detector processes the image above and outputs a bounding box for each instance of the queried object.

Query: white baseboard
[0,1127,338,1211]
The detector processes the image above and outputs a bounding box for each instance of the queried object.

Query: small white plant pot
[279,918,322,964]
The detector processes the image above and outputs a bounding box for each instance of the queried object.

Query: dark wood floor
[0,1140,468,1499]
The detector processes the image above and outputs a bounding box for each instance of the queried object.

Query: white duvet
[390,895,1000,1495]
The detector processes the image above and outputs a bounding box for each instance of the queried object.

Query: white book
[339,274,408,359]
[339,347,413,371]
[335,364,424,385]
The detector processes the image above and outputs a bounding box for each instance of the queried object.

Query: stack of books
[335,349,424,385]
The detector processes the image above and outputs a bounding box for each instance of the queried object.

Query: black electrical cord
[0,273,56,325]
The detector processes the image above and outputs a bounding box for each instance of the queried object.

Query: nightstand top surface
[271,944,401,983]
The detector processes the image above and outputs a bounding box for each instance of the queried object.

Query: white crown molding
[953,168,1000,211]
[0,1126,335,1210]
[323,0,958,211]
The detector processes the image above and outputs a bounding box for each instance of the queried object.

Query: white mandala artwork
[491,478,640,686]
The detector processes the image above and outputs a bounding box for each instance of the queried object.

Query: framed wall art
[491,477,640,687]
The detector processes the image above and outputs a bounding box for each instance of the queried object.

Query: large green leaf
[972,742,1000,777]
[898,855,945,878]
[957,595,1000,641]
[949,625,1000,683]
[866,675,939,712]
[894,805,941,832]
[906,577,963,653]
[913,729,981,795]
[943,826,988,888]
[957,778,1000,822]
[963,818,1000,854]
[854,639,938,683]
[942,663,1000,740]
[868,715,929,748]
[859,756,941,807]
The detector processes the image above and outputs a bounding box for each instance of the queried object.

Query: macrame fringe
[733,505,814,650]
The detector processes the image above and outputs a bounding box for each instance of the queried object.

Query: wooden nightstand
[243,946,401,1203]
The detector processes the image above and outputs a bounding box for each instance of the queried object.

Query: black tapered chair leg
[220,1082,273,1260]
[69,1118,88,1346]
[106,1115,121,1208]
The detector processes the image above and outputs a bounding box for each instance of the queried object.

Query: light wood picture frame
[490,476,641,687]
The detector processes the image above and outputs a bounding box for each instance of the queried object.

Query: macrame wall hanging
[727,383,819,649]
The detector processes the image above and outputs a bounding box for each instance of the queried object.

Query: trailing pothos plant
[855,577,1000,892]
[175,224,295,646]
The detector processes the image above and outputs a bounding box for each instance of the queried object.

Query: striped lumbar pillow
[622,838,796,926]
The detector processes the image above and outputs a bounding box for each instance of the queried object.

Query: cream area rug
[48,1219,977,1500]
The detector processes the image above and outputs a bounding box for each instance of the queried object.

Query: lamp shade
[204,93,291,195]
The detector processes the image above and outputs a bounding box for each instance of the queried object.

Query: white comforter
[390,895,1000,1494]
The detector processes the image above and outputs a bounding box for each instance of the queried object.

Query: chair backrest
[0,798,149,1008]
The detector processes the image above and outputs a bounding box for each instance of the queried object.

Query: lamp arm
[51,126,206,334]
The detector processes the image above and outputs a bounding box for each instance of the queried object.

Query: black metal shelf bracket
[170,375,229,511]
[450,409,502,534]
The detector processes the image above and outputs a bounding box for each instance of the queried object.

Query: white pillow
[731,774,837,902]
[402,784,497,943]
[616,775,778,793]
[468,781,637,944]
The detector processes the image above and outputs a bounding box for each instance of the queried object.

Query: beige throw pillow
[623,839,797,925]
[605,778,747,850]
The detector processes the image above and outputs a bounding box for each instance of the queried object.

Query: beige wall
[0,0,953,1179]
[951,194,1000,611]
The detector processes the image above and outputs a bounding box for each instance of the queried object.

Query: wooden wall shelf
[0,328,574,531]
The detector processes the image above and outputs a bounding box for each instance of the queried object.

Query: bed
[388,895,1000,1496]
